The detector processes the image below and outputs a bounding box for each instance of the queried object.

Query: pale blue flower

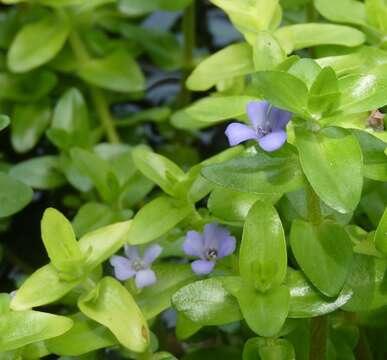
[225,100,292,152]
[183,223,236,275]
[110,244,162,288]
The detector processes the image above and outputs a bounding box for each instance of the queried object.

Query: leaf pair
[234,201,289,337]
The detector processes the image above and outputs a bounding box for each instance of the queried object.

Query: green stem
[68,30,121,143]
[309,316,328,360]
[305,179,322,224]
[89,87,121,144]
[178,1,196,108]
[355,331,374,360]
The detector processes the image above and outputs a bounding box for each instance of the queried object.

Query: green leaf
[187,43,254,91]
[171,110,216,130]
[235,285,290,337]
[136,264,195,319]
[0,172,33,218]
[208,187,280,223]
[94,143,137,185]
[7,14,70,72]
[41,208,85,280]
[70,148,120,204]
[11,220,131,310]
[11,101,51,153]
[253,31,286,71]
[338,64,387,113]
[176,313,202,340]
[72,202,130,238]
[308,67,340,117]
[51,87,91,149]
[287,58,321,89]
[120,172,154,209]
[375,208,387,255]
[127,196,191,245]
[365,0,387,32]
[183,96,256,124]
[120,24,182,70]
[78,277,149,353]
[240,201,287,292]
[254,71,308,114]
[78,50,145,93]
[295,127,363,213]
[10,156,66,190]
[46,313,116,356]
[317,47,387,77]
[210,0,280,42]
[275,23,365,54]
[352,130,387,181]
[290,220,353,297]
[132,146,186,196]
[287,270,351,318]
[118,0,192,15]
[315,0,368,27]
[172,277,242,326]
[341,254,376,311]
[0,115,10,131]
[243,338,295,360]
[202,147,303,195]
[21,342,50,360]
[0,70,57,102]
[0,309,73,352]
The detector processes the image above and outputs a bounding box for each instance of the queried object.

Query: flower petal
[269,107,292,130]
[258,130,288,152]
[143,244,162,266]
[110,256,135,281]
[225,123,257,146]
[247,101,270,129]
[124,245,140,261]
[135,269,157,288]
[191,260,215,275]
[183,230,205,257]
[203,222,229,250]
[218,235,236,258]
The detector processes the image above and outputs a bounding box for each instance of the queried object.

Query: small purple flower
[110,244,162,289]
[225,100,292,152]
[183,223,236,275]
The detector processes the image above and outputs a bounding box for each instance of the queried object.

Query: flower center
[206,248,218,260]
[257,126,271,138]
[132,259,144,272]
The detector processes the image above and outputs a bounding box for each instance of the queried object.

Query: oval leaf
[240,201,287,292]
[295,127,363,214]
[8,14,70,72]
[78,277,149,353]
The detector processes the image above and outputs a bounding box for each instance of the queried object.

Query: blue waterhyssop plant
[0,0,386,359]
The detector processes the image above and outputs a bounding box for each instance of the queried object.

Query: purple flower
[183,223,236,275]
[225,100,292,152]
[110,244,162,289]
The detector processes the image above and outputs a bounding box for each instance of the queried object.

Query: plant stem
[305,179,325,358]
[305,178,322,224]
[178,1,196,108]
[68,30,121,143]
[355,331,374,360]
[89,87,121,144]
[309,316,328,360]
